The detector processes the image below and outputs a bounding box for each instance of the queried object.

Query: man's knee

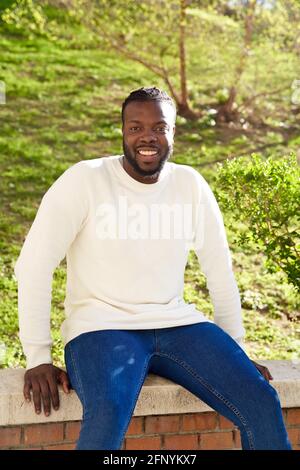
[83,396,125,422]
[258,380,281,410]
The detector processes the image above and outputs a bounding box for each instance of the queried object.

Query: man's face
[122,100,175,179]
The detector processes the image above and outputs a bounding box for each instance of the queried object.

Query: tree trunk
[177,0,201,121]
[216,0,256,124]
[216,86,239,123]
[179,0,188,106]
[177,102,200,120]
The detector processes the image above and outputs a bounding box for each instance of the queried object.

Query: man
[14,87,291,450]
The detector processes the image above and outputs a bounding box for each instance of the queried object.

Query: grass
[0,24,299,368]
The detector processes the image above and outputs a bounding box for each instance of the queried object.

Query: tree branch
[239,85,291,111]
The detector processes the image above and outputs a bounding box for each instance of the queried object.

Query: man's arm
[14,162,89,413]
[192,172,273,382]
[192,171,246,348]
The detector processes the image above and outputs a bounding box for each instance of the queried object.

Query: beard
[122,140,173,177]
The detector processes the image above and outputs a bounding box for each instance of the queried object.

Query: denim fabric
[64,322,292,450]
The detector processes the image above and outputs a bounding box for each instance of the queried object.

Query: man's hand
[23,364,71,416]
[251,360,274,382]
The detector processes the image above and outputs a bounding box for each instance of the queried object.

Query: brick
[126,417,144,435]
[281,409,288,421]
[287,428,300,446]
[0,427,22,447]
[24,423,64,445]
[65,422,81,441]
[145,415,180,434]
[286,409,300,426]
[163,434,198,450]
[22,447,43,450]
[219,415,235,430]
[182,412,217,432]
[125,436,161,450]
[44,443,76,450]
[233,429,242,449]
[200,431,234,450]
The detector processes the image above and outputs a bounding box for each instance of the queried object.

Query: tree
[216,0,257,123]
[66,0,201,119]
[2,0,300,125]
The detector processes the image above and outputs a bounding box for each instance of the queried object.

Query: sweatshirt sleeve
[14,162,89,370]
[192,170,246,350]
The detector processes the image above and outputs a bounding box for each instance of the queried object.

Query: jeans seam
[157,351,256,450]
[118,353,153,449]
[113,330,156,449]
[154,329,158,353]
[68,343,87,418]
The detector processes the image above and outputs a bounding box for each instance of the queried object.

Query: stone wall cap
[0,360,299,426]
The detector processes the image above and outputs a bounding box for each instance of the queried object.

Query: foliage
[216,153,300,290]
[0,2,299,367]
[2,1,300,124]
[0,0,47,36]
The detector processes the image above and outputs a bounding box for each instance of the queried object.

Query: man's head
[121,87,176,182]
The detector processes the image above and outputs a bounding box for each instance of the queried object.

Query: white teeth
[138,150,157,156]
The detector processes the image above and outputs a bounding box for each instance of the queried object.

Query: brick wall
[1,409,300,450]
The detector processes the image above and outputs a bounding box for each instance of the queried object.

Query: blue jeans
[64,322,292,450]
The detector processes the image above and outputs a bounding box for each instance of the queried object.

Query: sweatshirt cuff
[23,344,53,370]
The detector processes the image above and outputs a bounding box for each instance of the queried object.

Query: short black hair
[121,86,176,124]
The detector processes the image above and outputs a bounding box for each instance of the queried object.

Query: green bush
[0,1,16,14]
[215,153,300,291]
[0,0,47,36]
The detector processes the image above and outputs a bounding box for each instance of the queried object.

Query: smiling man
[14,87,292,450]
[122,96,175,182]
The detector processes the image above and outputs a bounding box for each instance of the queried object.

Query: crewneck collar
[110,155,172,192]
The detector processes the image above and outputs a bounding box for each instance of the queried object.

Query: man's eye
[156,127,168,132]
[130,127,140,131]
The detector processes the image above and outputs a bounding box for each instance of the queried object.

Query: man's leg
[64,329,154,450]
[149,322,292,450]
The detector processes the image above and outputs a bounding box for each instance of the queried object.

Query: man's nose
[139,130,158,143]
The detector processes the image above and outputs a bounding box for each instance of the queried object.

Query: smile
[137,149,159,156]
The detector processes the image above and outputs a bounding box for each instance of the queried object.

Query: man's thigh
[64,329,154,416]
[149,322,269,417]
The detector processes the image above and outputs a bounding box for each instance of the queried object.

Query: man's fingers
[252,361,273,382]
[23,380,32,403]
[24,366,70,417]
[57,370,71,394]
[260,368,269,382]
[259,366,273,382]
[31,379,42,414]
[40,379,51,416]
[23,365,68,416]
[47,376,60,411]
[263,368,273,382]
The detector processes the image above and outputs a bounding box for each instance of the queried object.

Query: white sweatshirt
[14,155,246,369]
